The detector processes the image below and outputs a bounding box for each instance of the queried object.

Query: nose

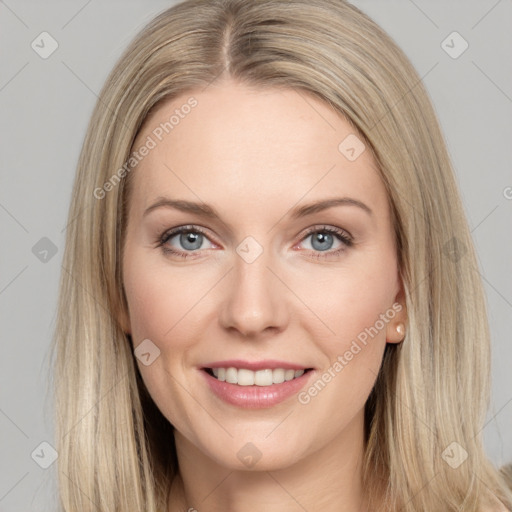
[218,246,289,339]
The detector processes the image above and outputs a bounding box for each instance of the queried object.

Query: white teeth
[209,367,307,386]
[254,369,273,386]
[225,367,237,384]
[237,369,254,386]
[272,368,285,384]
[284,369,295,381]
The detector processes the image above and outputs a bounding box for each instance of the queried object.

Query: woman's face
[122,80,406,471]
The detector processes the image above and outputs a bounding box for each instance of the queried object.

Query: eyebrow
[143,196,373,221]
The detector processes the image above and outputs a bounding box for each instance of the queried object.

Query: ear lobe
[386,281,408,344]
[387,322,406,344]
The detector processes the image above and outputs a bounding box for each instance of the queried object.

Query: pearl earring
[396,322,406,340]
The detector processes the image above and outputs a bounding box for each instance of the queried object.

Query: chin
[202,436,308,473]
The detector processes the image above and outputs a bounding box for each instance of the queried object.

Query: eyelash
[156,224,353,260]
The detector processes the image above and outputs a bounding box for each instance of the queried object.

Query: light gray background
[1,1,511,510]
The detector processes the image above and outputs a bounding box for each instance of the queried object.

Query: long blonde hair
[51,0,512,510]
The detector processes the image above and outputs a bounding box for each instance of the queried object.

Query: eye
[156,224,353,260]
[157,225,215,259]
[296,225,353,259]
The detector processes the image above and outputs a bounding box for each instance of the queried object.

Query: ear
[386,279,408,344]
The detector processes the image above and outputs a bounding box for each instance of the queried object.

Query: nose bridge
[218,237,288,337]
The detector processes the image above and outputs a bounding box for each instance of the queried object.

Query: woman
[52,0,512,510]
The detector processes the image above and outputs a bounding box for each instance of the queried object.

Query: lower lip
[201,369,315,409]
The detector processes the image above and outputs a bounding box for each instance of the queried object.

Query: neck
[168,410,373,512]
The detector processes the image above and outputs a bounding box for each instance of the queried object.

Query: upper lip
[201,359,312,371]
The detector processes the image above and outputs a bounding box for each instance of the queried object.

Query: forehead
[129,81,386,219]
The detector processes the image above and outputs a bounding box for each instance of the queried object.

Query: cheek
[123,250,211,348]
[295,253,398,355]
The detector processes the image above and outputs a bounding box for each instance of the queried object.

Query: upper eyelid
[161,225,214,242]
[303,225,352,240]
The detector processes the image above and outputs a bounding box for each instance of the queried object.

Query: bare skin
[121,79,407,512]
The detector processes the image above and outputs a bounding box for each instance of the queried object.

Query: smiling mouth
[203,367,314,386]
